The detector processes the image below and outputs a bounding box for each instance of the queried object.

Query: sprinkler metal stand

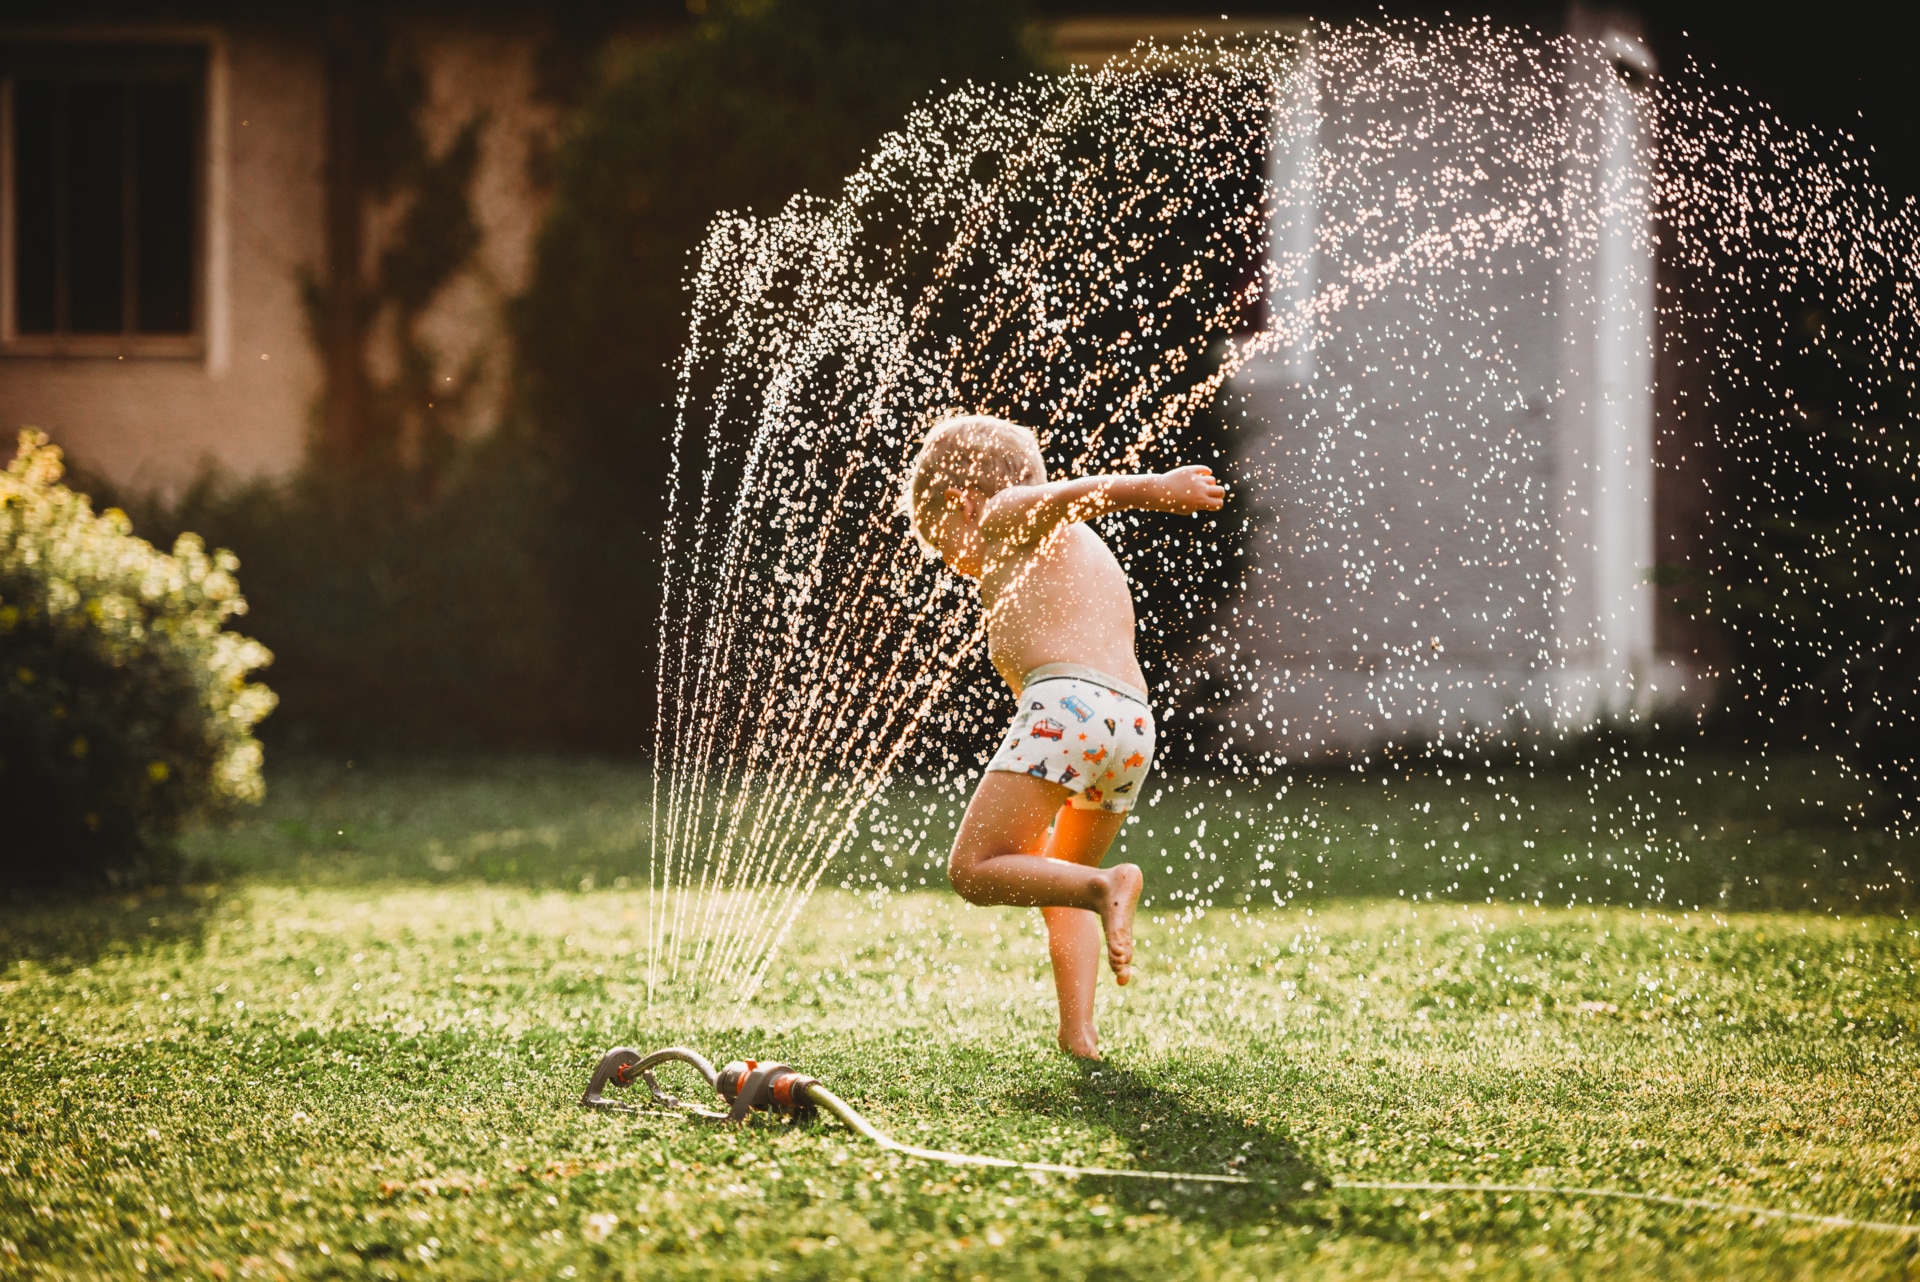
[581,1044,819,1123]
[580,1045,730,1118]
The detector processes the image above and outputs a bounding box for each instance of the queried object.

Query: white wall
[1220,17,1692,759]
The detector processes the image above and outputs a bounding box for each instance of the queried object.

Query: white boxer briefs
[984,663,1157,813]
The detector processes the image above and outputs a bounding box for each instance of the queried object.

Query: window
[2,43,204,354]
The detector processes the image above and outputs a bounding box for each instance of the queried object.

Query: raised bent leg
[946,771,1143,991]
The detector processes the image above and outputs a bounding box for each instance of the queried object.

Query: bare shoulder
[978,482,1050,548]
[980,482,1042,517]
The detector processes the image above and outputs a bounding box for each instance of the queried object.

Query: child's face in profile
[922,487,985,577]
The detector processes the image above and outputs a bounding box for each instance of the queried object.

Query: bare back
[979,522,1147,697]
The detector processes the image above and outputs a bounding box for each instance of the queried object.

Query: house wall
[360,19,561,469]
[1,25,323,493]
[1220,13,1703,758]
[0,19,559,496]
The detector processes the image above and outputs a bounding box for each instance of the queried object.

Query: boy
[898,414,1226,1057]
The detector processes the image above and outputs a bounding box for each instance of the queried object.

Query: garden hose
[580,1044,1919,1238]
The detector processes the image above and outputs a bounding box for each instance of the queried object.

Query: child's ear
[944,487,979,521]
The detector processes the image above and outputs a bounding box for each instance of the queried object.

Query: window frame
[1,37,209,359]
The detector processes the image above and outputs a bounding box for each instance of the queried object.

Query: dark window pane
[12,81,57,334]
[134,82,193,333]
[66,81,125,334]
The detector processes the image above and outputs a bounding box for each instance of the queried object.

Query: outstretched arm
[978,465,1226,547]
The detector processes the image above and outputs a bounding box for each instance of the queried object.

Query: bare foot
[1058,1029,1102,1060]
[1093,863,1144,984]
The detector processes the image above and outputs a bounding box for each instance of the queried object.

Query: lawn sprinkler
[579,1042,1005,1159]
[576,1042,1920,1239]
[581,1045,818,1123]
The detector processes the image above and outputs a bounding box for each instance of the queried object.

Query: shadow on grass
[1007,1058,1327,1225]
[0,883,218,973]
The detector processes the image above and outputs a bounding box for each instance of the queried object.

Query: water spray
[580,1044,1920,1238]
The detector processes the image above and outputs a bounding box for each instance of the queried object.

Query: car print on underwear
[1061,694,1095,722]
[1029,718,1066,741]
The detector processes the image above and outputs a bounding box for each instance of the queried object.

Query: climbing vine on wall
[303,25,487,496]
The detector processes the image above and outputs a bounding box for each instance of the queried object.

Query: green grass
[4,755,1919,1279]
[185,747,1914,914]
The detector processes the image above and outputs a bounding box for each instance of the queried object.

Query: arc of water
[675,303,936,982]
[664,27,1528,990]
[652,214,772,1000]
[656,305,782,987]
[647,20,1920,1005]
[683,289,921,959]
[688,410,918,979]
[656,208,878,988]
[732,638,986,1001]
[703,600,983,991]
[654,212,818,991]
[702,70,1290,990]
[658,68,1119,994]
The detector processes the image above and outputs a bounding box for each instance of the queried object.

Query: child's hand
[1153,465,1227,514]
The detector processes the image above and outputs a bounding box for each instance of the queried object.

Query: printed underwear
[985,662,1157,813]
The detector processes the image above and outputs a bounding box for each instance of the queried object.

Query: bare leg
[1037,804,1131,1057]
[1042,906,1103,1057]
[947,772,1144,992]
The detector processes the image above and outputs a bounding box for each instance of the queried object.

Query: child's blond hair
[898,415,1048,548]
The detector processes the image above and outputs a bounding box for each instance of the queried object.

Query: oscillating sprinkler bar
[579,1043,1920,1237]
[580,1041,1251,1182]
[582,1045,828,1126]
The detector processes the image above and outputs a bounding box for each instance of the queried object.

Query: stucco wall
[2,26,324,492]
[0,20,558,496]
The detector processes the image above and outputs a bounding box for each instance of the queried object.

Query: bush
[0,432,276,886]
[146,435,575,751]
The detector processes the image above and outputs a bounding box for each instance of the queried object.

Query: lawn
[3,754,1918,1279]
